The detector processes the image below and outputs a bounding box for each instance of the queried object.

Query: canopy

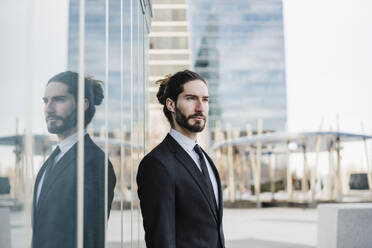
[212,131,372,153]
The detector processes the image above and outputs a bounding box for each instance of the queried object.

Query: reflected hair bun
[86,75,104,106]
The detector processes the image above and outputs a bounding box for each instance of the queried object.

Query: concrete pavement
[10,207,317,248]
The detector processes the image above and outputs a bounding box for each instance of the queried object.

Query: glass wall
[0,0,151,247]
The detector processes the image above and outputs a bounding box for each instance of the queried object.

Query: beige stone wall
[148,0,191,148]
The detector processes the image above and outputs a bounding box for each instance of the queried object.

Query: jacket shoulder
[139,138,176,175]
[84,136,105,157]
[145,136,175,160]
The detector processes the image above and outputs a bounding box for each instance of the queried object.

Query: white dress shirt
[169,128,219,207]
[36,131,87,203]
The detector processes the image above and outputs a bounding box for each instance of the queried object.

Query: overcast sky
[284,0,372,172]
[0,0,69,136]
[1,0,372,171]
[284,0,372,133]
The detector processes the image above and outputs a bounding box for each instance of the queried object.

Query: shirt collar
[57,130,87,154]
[169,128,198,153]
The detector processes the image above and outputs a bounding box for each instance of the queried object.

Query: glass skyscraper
[187,0,287,134]
[68,0,152,133]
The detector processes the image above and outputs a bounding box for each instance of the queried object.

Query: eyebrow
[184,94,209,98]
[42,95,68,101]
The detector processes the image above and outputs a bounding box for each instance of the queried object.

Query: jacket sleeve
[84,154,116,248]
[137,156,176,248]
[107,160,116,216]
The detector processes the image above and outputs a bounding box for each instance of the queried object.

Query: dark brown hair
[47,71,104,126]
[156,70,206,127]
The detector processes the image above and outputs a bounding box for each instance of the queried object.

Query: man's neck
[57,127,78,142]
[172,125,197,141]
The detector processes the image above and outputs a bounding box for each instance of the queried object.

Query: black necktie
[37,146,60,204]
[194,144,217,208]
[43,146,61,182]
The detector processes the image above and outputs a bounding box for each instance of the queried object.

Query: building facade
[187,0,287,136]
[148,0,192,148]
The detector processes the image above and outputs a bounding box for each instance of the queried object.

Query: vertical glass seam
[130,0,134,246]
[77,0,85,247]
[137,1,141,247]
[104,0,110,246]
[120,0,125,247]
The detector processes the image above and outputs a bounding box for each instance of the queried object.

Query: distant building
[187,0,287,137]
[148,0,192,148]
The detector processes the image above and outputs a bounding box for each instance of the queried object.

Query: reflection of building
[67,0,152,196]
[68,0,152,134]
[149,0,191,148]
[188,0,287,136]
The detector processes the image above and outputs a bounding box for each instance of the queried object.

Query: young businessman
[32,71,116,248]
[137,70,225,248]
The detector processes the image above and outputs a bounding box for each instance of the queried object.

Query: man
[137,70,225,248]
[32,71,116,248]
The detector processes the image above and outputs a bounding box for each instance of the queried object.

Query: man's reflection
[32,71,116,248]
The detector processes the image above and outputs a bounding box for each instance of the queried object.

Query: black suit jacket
[32,134,116,248]
[137,134,225,248]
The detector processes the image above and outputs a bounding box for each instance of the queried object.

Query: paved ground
[107,239,313,248]
[9,207,317,248]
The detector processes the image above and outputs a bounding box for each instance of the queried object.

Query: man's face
[43,82,77,134]
[173,80,209,133]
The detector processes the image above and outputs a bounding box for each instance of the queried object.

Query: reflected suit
[32,134,116,248]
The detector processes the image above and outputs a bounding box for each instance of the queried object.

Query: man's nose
[45,101,55,114]
[195,99,205,112]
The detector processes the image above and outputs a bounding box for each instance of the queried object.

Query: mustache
[46,114,63,120]
[188,112,206,119]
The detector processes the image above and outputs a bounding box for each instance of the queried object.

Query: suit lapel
[36,144,77,217]
[33,157,52,219]
[203,150,224,224]
[164,135,219,223]
[200,149,219,209]
[44,146,76,189]
[34,135,93,222]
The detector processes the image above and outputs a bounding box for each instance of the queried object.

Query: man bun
[47,71,105,127]
[92,80,104,106]
[156,74,172,105]
[154,70,207,128]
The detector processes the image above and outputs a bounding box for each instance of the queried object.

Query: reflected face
[43,82,77,134]
[174,80,209,133]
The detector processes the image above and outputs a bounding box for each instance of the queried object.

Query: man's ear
[166,98,175,113]
[84,99,89,111]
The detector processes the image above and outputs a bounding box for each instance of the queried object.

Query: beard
[175,106,206,133]
[46,108,77,134]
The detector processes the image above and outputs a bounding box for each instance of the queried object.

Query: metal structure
[212,126,372,206]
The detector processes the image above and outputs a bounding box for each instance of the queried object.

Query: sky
[0,0,69,136]
[1,0,372,173]
[283,0,372,133]
[283,0,372,174]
